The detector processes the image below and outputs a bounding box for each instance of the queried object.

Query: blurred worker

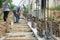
[13,6,21,23]
[2,2,10,21]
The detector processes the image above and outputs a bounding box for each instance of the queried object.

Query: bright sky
[12,0,54,7]
[12,0,21,6]
[49,0,54,7]
[12,0,29,6]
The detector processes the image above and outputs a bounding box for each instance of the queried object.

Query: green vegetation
[0,0,15,19]
[0,0,5,8]
[0,0,12,8]
[23,6,29,17]
[23,7,29,13]
[9,0,15,11]
[55,5,60,11]
[0,0,15,10]
[0,14,3,20]
[49,5,60,11]
[47,16,56,21]
[10,4,15,11]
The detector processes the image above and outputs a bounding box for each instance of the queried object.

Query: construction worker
[13,6,21,23]
[2,2,10,22]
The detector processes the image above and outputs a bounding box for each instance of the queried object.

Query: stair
[5,37,37,40]
[5,15,37,40]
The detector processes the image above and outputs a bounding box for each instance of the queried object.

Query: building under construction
[0,0,60,40]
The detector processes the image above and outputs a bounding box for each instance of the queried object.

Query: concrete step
[8,27,31,30]
[6,32,34,37]
[5,37,37,40]
[19,22,26,24]
[5,15,37,40]
[8,24,29,29]
[20,19,25,21]
[8,23,29,28]
[7,28,32,32]
[8,26,29,29]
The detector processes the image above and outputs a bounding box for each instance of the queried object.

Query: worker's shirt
[2,2,10,11]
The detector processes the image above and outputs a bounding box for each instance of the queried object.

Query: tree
[0,0,12,15]
[0,0,5,8]
[23,7,29,13]
[10,4,15,11]
[9,0,15,10]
